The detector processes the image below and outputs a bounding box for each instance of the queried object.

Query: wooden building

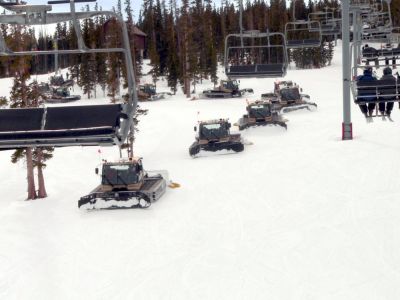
[133,26,147,59]
[103,21,147,60]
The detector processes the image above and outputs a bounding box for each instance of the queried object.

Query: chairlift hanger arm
[292,0,297,21]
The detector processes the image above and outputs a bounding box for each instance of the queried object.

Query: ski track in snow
[1,42,400,299]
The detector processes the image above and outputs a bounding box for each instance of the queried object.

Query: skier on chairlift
[378,67,396,119]
[362,44,378,66]
[357,66,377,119]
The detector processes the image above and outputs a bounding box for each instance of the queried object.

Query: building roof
[133,26,147,37]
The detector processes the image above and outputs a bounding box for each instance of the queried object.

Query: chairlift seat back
[356,80,379,101]
[0,104,124,148]
[45,104,123,130]
[0,108,44,132]
[229,65,256,75]
[355,80,399,102]
[378,48,400,57]
[287,39,321,47]
[374,79,398,100]
[257,64,285,76]
[228,64,285,77]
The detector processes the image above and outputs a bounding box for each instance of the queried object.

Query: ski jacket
[379,74,396,101]
[357,73,377,102]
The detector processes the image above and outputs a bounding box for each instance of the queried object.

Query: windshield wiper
[102,174,113,185]
[117,173,129,186]
[253,110,264,118]
[210,130,220,140]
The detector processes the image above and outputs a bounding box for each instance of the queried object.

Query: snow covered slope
[1,43,400,299]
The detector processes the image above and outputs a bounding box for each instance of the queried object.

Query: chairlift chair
[0,0,137,149]
[362,26,393,43]
[361,10,391,25]
[325,8,342,36]
[224,30,289,78]
[349,0,373,12]
[285,20,322,48]
[360,43,400,63]
[224,0,288,78]
[308,11,342,36]
[361,0,393,43]
[351,65,400,117]
[352,79,400,117]
[362,33,392,44]
[285,0,322,49]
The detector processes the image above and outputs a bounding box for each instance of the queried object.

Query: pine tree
[390,0,400,27]
[30,81,54,198]
[106,18,122,102]
[180,0,191,97]
[165,0,180,93]
[146,0,161,87]
[117,0,122,16]
[94,9,108,97]
[8,25,37,199]
[7,25,55,200]
[148,41,160,86]
[33,147,54,199]
[78,5,97,98]
[67,20,80,82]
[204,0,218,85]
[0,96,7,107]
[0,18,10,78]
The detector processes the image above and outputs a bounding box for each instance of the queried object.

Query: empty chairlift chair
[361,7,393,43]
[285,0,322,49]
[285,20,322,49]
[308,11,341,36]
[350,0,374,13]
[0,0,137,150]
[224,30,289,78]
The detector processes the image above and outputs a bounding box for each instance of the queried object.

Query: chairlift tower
[341,0,353,140]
